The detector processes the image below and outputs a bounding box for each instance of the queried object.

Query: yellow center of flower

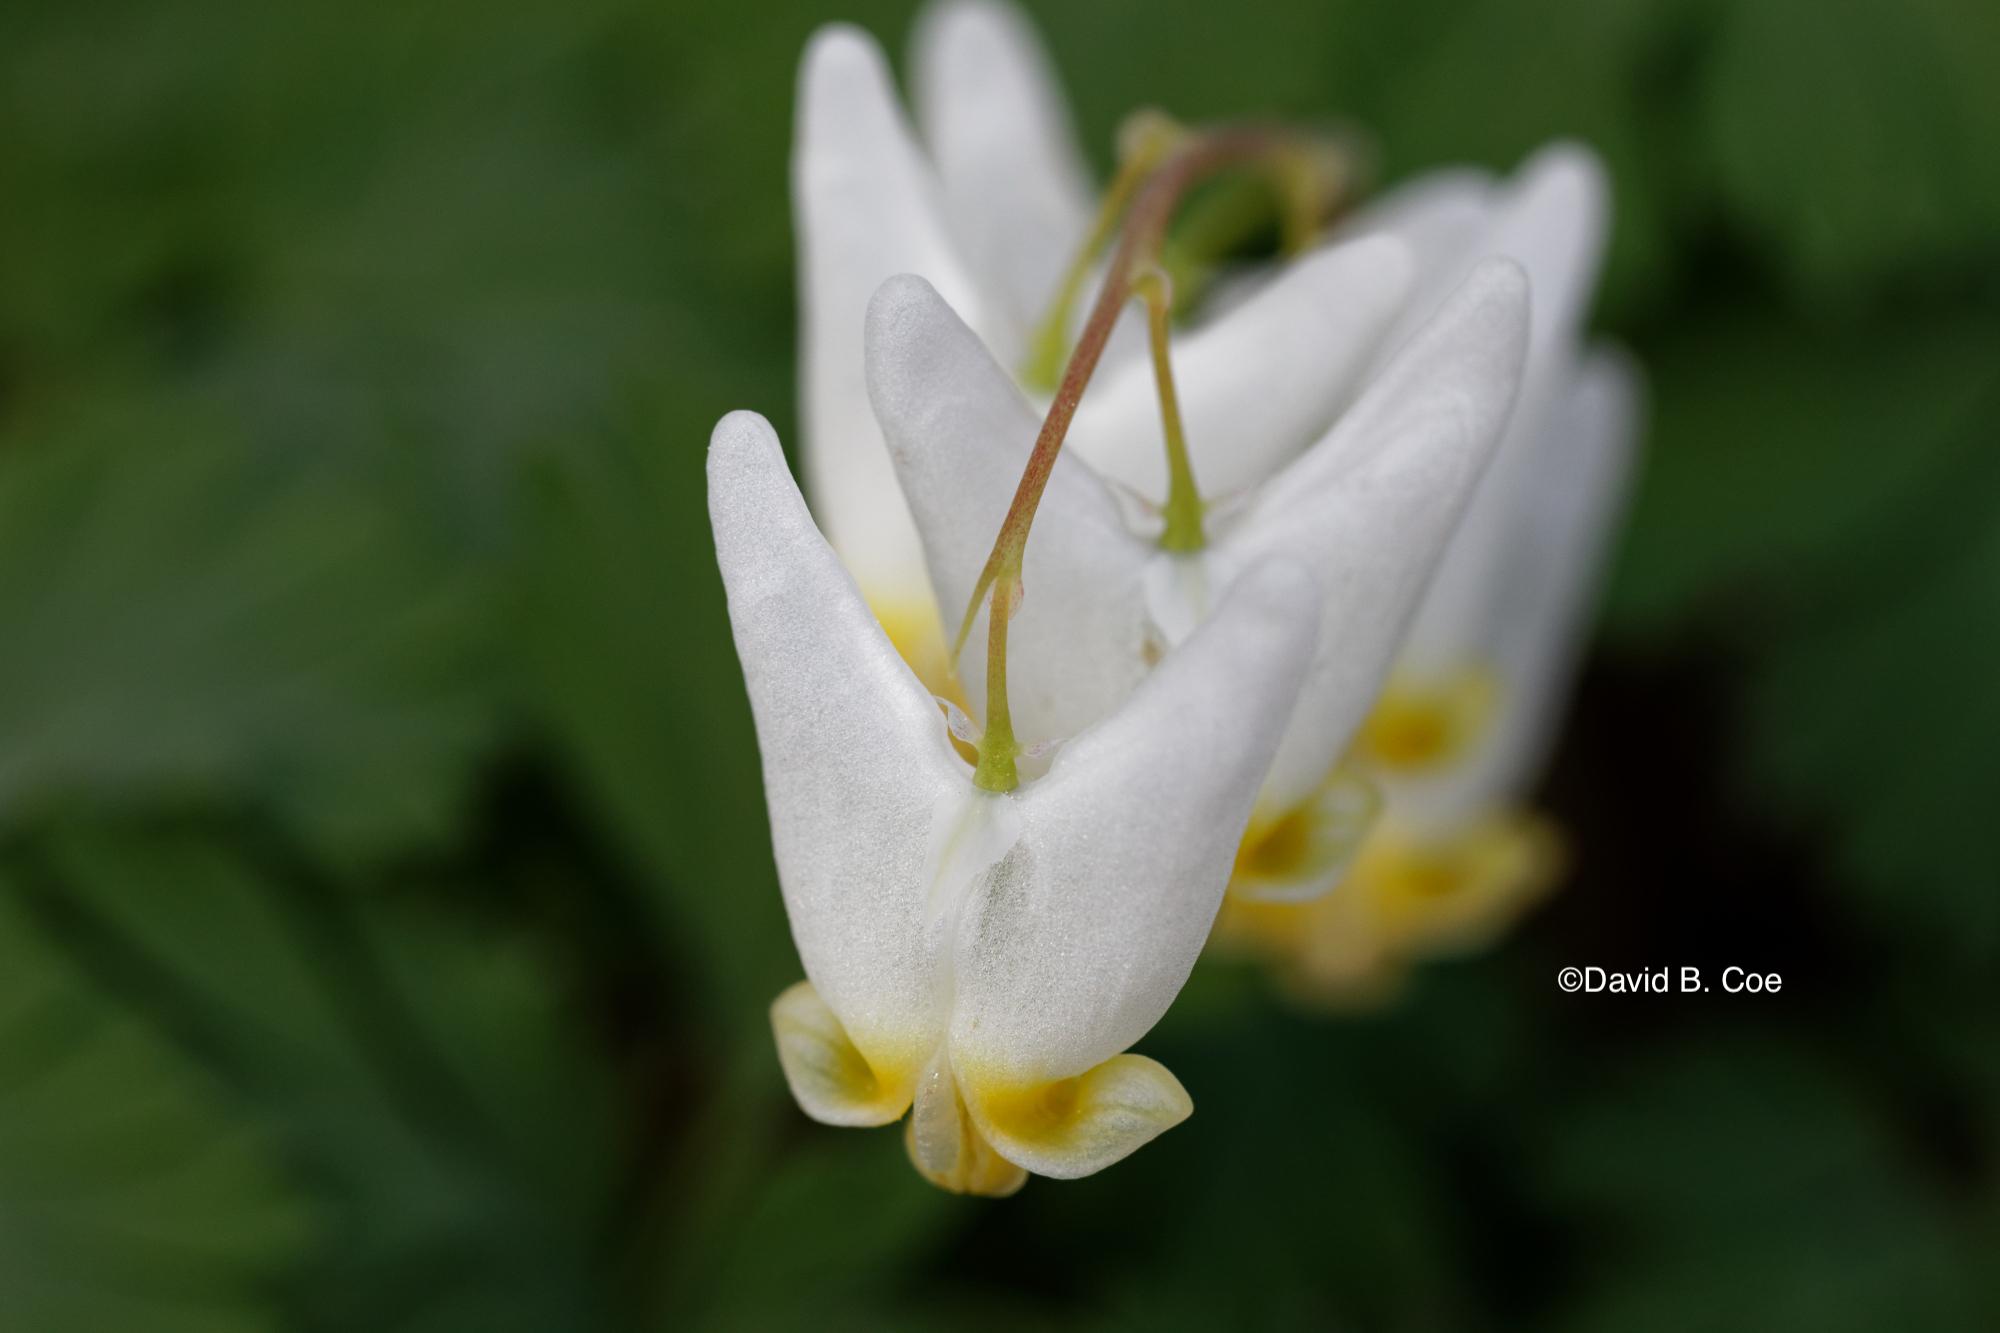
[869,594,961,703]
[768,981,1193,1195]
[1353,667,1500,774]
[1211,810,1562,1006]
[1230,763,1381,900]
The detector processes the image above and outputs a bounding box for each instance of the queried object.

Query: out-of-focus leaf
[1366,0,1671,312]
[14,823,625,1332]
[1546,1038,1983,1333]
[515,391,795,1036]
[0,878,305,1333]
[1606,306,2000,633]
[1742,391,2000,955]
[696,1127,961,1333]
[1706,0,2000,298]
[0,393,499,859]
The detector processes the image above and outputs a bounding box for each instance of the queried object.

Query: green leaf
[1606,305,2000,634]
[0,877,305,1333]
[1365,0,1672,313]
[0,391,499,859]
[1742,391,2000,955]
[13,822,627,1332]
[515,390,796,1038]
[1547,1038,1984,1333]
[697,1127,961,1333]
[1705,0,2000,297]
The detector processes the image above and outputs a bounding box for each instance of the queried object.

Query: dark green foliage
[0,0,1995,1327]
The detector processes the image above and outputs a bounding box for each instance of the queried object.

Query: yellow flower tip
[904,1048,1029,1196]
[1366,810,1563,954]
[967,1053,1192,1181]
[1210,886,1405,1011]
[1354,666,1500,775]
[1229,763,1381,903]
[900,1050,1193,1195]
[1210,809,1565,1009]
[769,981,915,1127]
[903,1109,1029,1197]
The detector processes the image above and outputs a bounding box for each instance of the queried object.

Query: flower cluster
[710,0,1638,1192]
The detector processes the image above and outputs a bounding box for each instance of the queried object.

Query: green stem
[1021,110,1186,394]
[972,575,1024,791]
[963,124,1343,791]
[1133,266,1203,551]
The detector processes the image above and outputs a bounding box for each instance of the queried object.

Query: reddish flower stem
[960,126,1307,790]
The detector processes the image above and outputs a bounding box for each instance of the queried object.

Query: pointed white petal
[795,25,987,607]
[947,557,1322,1087]
[912,0,1095,365]
[1068,236,1417,504]
[1486,142,1609,373]
[1395,142,1611,673]
[1225,259,1532,813]
[1343,167,1494,278]
[1341,169,1494,355]
[1392,344,1642,832]
[709,410,960,1087]
[865,274,1151,742]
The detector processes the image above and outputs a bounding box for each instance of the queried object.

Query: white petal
[912,0,1095,365]
[708,410,959,1088]
[1226,258,1532,813]
[1391,344,1642,832]
[865,274,1151,742]
[1068,235,1417,503]
[795,25,987,607]
[1395,143,1611,673]
[1342,166,1494,282]
[947,557,1322,1086]
[1486,142,1609,373]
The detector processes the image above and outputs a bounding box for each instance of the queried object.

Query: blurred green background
[1,0,1997,1328]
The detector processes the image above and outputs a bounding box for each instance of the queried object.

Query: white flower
[867,259,1532,899]
[793,0,1403,689]
[1213,149,1644,1000]
[1345,145,1640,831]
[709,410,1322,1192]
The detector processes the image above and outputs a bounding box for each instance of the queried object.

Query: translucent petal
[795,25,987,608]
[1389,343,1642,833]
[1229,763,1382,904]
[912,0,1095,366]
[865,273,1151,742]
[1068,236,1416,504]
[709,410,959,1085]
[1393,143,1611,672]
[947,557,1322,1084]
[1226,258,1532,813]
[966,1053,1193,1180]
[903,1052,1029,1195]
[770,981,914,1126]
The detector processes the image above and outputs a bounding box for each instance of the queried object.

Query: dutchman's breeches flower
[1214,147,1644,1001]
[869,260,1532,901]
[797,0,1574,913]
[710,411,1321,1193]
[794,1,1372,696]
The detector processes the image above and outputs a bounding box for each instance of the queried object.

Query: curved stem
[972,575,1024,790]
[962,125,1328,791]
[1133,266,1203,551]
[1020,112,1183,394]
